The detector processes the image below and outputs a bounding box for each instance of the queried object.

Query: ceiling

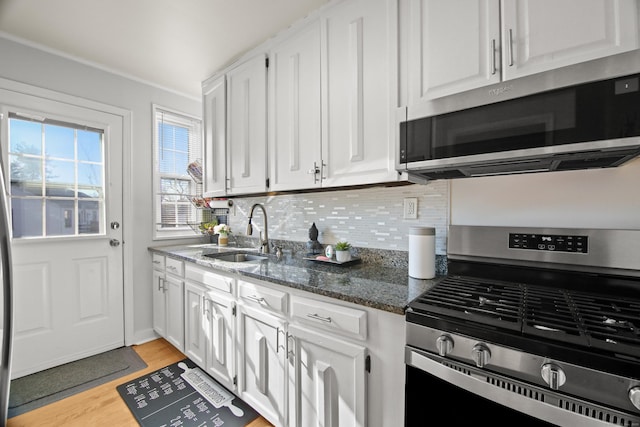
[0,0,329,98]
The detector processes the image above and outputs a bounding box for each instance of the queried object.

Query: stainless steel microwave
[398,53,640,181]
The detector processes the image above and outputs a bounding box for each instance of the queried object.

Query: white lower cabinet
[152,268,167,338]
[172,260,405,427]
[237,304,287,427]
[152,255,184,352]
[184,266,237,392]
[287,323,367,427]
[164,274,185,351]
[205,287,236,392]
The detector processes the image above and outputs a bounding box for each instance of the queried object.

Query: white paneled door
[0,88,124,378]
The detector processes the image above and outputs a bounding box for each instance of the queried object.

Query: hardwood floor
[7,338,273,427]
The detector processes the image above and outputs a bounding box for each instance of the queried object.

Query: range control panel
[509,233,588,253]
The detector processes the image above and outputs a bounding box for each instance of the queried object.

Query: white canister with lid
[409,226,436,279]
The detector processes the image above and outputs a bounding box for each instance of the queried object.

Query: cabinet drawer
[185,263,234,294]
[165,257,184,277]
[238,280,287,315]
[291,296,367,340]
[152,253,165,270]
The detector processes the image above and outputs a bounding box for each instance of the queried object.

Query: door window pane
[78,130,102,162]
[11,199,43,238]
[78,200,101,234]
[10,155,43,196]
[46,199,75,236]
[78,163,103,198]
[45,124,75,159]
[8,114,105,238]
[9,119,42,155]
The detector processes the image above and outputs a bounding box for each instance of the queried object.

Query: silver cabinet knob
[436,335,454,357]
[110,239,121,247]
[629,386,640,410]
[471,343,491,368]
[541,363,566,390]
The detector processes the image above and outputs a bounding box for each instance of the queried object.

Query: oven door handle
[406,347,623,427]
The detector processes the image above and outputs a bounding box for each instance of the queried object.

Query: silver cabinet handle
[508,28,514,67]
[276,327,286,353]
[491,39,497,75]
[307,162,320,184]
[287,333,295,359]
[306,313,332,323]
[245,295,265,304]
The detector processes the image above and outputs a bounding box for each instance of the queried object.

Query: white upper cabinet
[226,54,268,195]
[502,0,639,81]
[408,0,501,102]
[407,0,639,102]
[268,21,323,192]
[202,75,227,197]
[268,0,399,191]
[321,0,399,187]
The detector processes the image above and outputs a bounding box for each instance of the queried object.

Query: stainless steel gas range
[405,226,640,427]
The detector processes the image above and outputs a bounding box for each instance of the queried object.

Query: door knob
[110,239,121,247]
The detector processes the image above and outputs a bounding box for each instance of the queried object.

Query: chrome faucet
[246,203,269,253]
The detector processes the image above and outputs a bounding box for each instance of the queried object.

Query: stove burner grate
[411,275,640,359]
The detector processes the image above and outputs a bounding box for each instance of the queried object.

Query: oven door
[405,347,639,427]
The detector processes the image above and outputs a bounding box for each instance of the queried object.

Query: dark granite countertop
[148,243,442,315]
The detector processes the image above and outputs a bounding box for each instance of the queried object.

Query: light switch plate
[403,198,418,219]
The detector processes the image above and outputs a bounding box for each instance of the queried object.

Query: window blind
[153,106,202,238]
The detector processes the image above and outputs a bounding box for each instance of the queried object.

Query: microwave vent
[406,147,640,181]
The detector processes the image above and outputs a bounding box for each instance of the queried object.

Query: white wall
[451,156,640,229]
[0,35,201,344]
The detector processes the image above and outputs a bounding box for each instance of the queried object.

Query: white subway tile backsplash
[228,181,450,254]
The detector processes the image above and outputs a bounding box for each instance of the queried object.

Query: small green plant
[335,241,351,251]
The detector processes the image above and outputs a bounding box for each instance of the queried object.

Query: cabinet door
[202,75,227,197]
[164,275,184,352]
[287,324,367,427]
[226,54,268,195]
[321,0,400,187]
[407,0,501,102]
[269,21,322,192]
[205,288,236,392]
[237,304,286,427]
[502,0,639,81]
[152,269,166,338]
[184,281,206,368]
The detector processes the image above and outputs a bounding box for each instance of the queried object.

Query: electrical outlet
[403,198,418,219]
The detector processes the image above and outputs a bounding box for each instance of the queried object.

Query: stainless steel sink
[204,252,268,263]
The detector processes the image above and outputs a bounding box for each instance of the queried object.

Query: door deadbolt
[111,221,120,230]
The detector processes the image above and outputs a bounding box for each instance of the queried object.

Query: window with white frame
[153,105,202,239]
[8,113,105,238]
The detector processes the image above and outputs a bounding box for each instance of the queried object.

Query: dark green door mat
[117,358,260,427]
[9,346,147,418]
